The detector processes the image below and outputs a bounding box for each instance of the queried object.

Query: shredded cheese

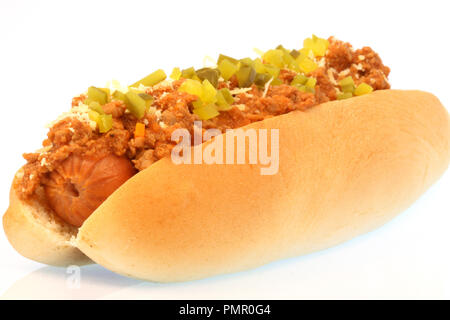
[45,102,96,130]
[354,63,364,71]
[327,68,338,85]
[338,69,350,77]
[235,104,246,111]
[317,57,326,68]
[159,121,168,129]
[262,77,274,98]
[229,87,252,95]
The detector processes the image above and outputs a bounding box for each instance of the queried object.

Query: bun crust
[74,90,449,282]
[3,172,92,266]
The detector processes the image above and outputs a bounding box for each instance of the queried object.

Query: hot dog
[3,36,450,281]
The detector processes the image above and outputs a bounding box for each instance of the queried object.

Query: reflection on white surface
[1,235,447,300]
[1,264,142,299]
[1,171,448,300]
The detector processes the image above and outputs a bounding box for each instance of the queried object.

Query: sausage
[44,154,135,227]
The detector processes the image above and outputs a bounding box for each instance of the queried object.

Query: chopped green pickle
[219,88,234,104]
[290,49,300,59]
[170,67,182,80]
[341,84,355,93]
[337,92,353,100]
[178,79,204,97]
[131,69,167,87]
[270,78,283,86]
[339,76,354,87]
[263,64,280,78]
[339,76,355,93]
[196,68,220,88]
[125,91,148,119]
[98,114,113,133]
[354,83,373,96]
[291,74,308,86]
[112,90,128,103]
[215,89,233,111]
[181,67,196,79]
[217,54,238,65]
[131,69,167,88]
[193,103,220,120]
[236,65,256,87]
[138,93,154,109]
[254,73,272,87]
[87,86,109,105]
[218,59,238,81]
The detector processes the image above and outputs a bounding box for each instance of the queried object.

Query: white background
[0,0,449,299]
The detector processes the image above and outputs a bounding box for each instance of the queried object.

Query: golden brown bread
[3,90,449,281]
[3,171,92,266]
[76,90,449,282]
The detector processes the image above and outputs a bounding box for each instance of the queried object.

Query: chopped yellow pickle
[354,83,374,96]
[87,86,109,105]
[88,110,100,123]
[305,77,317,89]
[253,59,267,74]
[193,103,220,120]
[217,54,239,65]
[270,78,283,86]
[218,59,238,81]
[240,57,254,67]
[131,69,166,88]
[97,114,113,133]
[303,35,329,57]
[297,55,318,74]
[178,79,204,97]
[170,67,182,80]
[201,79,217,104]
[262,49,285,68]
[192,99,204,109]
[88,101,105,114]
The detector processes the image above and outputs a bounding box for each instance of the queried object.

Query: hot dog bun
[75,90,449,282]
[3,171,92,266]
[3,90,449,280]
